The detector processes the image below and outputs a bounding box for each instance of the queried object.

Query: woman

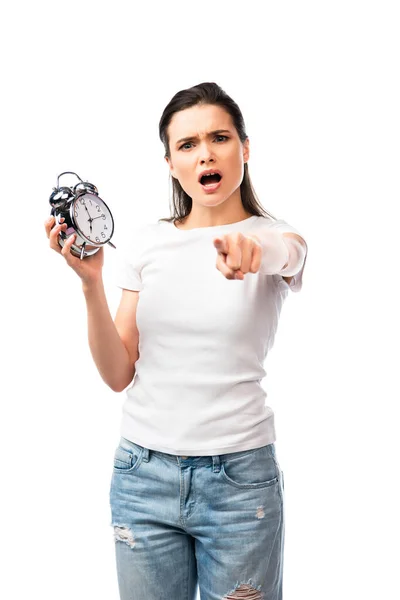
[44,82,308,600]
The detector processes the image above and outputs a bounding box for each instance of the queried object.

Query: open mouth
[200,173,222,186]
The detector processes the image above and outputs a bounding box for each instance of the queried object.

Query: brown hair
[158,82,278,224]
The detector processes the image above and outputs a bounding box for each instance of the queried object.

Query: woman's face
[165,104,249,208]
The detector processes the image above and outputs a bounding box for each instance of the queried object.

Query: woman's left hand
[213,232,262,280]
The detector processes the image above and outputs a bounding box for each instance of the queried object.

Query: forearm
[82,279,134,392]
[250,229,307,276]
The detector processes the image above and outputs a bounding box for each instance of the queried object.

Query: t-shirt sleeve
[263,218,308,293]
[113,226,147,292]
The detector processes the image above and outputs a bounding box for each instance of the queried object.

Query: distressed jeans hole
[114,526,136,549]
[223,583,263,599]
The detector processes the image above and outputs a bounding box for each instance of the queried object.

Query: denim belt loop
[212,455,221,472]
[142,447,150,462]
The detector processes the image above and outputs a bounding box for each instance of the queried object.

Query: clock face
[72,193,114,244]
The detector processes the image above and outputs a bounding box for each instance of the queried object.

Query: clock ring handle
[56,171,83,188]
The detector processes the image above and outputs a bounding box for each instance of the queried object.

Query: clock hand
[84,202,96,221]
[82,202,94,233]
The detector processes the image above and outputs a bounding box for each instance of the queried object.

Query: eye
[179,135,229,151]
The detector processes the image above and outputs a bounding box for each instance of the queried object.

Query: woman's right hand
[44,215,105,286]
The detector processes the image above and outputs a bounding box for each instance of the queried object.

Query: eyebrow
[175,129,232,146]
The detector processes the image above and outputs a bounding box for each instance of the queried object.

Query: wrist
[82,277,104,294]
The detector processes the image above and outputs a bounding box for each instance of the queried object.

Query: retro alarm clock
[48,171,116,260]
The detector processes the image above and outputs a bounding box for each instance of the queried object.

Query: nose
[199,141,216,164]
[200,156,215,166]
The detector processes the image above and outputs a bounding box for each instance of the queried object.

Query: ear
[165,156,177,179]
[243,137,250,163]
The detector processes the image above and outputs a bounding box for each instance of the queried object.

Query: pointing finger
[213,237,228,254]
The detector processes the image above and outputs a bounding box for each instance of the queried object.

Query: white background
[1,1,399,598]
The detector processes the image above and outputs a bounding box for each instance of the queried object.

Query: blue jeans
[109,437,285,600]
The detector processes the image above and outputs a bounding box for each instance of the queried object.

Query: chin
[193,188,233,205]
[195,197,228,208]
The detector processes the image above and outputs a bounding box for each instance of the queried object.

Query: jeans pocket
[113,438,144,473]
[220,444,279,489]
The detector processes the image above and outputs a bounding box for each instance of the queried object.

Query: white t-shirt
[114,214,307,456]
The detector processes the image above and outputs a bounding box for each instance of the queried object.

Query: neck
[175,199,253,230]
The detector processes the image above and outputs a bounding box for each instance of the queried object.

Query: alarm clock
[49,171,116,260]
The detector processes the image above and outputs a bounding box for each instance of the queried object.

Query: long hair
[158,82,278,224]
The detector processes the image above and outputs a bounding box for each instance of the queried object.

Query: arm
[279,232,308,279]
[82,279,138,393]
[250,229,307,277]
